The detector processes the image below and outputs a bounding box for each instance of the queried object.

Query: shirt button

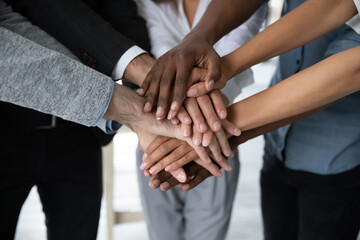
[296,60,300,64]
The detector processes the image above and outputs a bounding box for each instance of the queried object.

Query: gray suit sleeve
[0,3,114,130]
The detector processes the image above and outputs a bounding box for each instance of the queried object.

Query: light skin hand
[149,160,213,191]
[143,135,223,177]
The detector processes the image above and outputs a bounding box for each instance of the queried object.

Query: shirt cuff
[94,80,114,126]
[111,45,147,80]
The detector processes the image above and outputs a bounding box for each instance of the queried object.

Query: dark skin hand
[138,0,264,120]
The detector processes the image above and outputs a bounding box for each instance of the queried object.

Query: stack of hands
[134,37,242,192]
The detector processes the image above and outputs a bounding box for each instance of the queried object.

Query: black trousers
[0,122,102,240]
[261,150,360,240]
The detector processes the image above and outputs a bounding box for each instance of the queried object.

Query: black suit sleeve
[7,0,151,77]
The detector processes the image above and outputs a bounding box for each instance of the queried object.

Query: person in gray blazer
[0,2,187,239]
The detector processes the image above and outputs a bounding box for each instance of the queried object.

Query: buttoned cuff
[111,45,147,80]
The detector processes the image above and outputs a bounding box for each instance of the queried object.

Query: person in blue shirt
[139,0,360,239]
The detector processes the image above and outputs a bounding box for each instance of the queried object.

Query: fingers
[184,97,208,133]
[163,150,199,172]
[187,82,208,97]
[222,119,241,136]
[176,106,192,124]
[192,125,203,146]
[168,57,194,120]
[168,167,187,183]
[147,144,192,175]
[209,90,227,119]
[144,136,171,157]
[181,122,192,138]
[194,158,222,177]
[142,63,163,112]
[181,169,212,191]
[186,138,211,164]
[197,95,222,132]
[202,129,213,147]
[204,53,222,91]
[215,128,234,158]
[141,138,182,170]
[156,65,176,119]
[171,116,180,125]
[207,136,224,164]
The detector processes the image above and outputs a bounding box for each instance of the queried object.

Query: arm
[7,0,151,84]
[221,0,358,79]
[227,46,360,131]
[139,0,265,119]
[0,27,113,130]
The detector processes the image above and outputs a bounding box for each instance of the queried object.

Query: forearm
[229,108,323,150]
[223,0,357,77]
[228,46,360,131]
[187,0,264,45]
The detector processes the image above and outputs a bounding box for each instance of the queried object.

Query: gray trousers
[136,148,240,240]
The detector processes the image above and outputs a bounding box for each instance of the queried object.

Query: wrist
[184,29,216,46]
[123,53,155,86]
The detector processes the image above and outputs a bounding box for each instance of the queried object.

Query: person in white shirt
[135,0,266,239]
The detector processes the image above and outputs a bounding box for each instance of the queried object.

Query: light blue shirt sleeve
[94,81,122,133]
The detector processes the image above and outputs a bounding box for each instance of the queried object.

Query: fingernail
[167,110,175,120]
[142,153,148,161]
[152,179,160,188]
[208,79,215,88]
[234,128,241,136]
[193,138,201,146]
[144,102,151,112]
[182,184,190,191]
[170,101,178,111]
[202,139,210,147]
[226,165,233,171]
[213,121,221,131]
[218,171,223,177]
[140,162,147,170]
[184,129,190,137]
[160,182,170,191]
[165,166,172,171]
[184,116,191,124]
[156,106,164,119]
[187,88,198,97]
[171,118,180,125]
[177,172,186,182]
[226,150,233,157]
[199,123,207,132]
[220,110,227,119]
[136,88,144,95]
[149,166,159,174]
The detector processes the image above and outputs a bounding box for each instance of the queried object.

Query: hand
[149,160,213,191]
[139,32,222,120]
[187,70,230,98]
[142,136,223,177]
[136,130,188,183]
[182,90,241,154]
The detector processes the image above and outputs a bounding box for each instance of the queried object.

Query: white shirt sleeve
[111,45,147,80]
[136,0,180,58]
[215,4,267,103]
[347,0,360,34]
